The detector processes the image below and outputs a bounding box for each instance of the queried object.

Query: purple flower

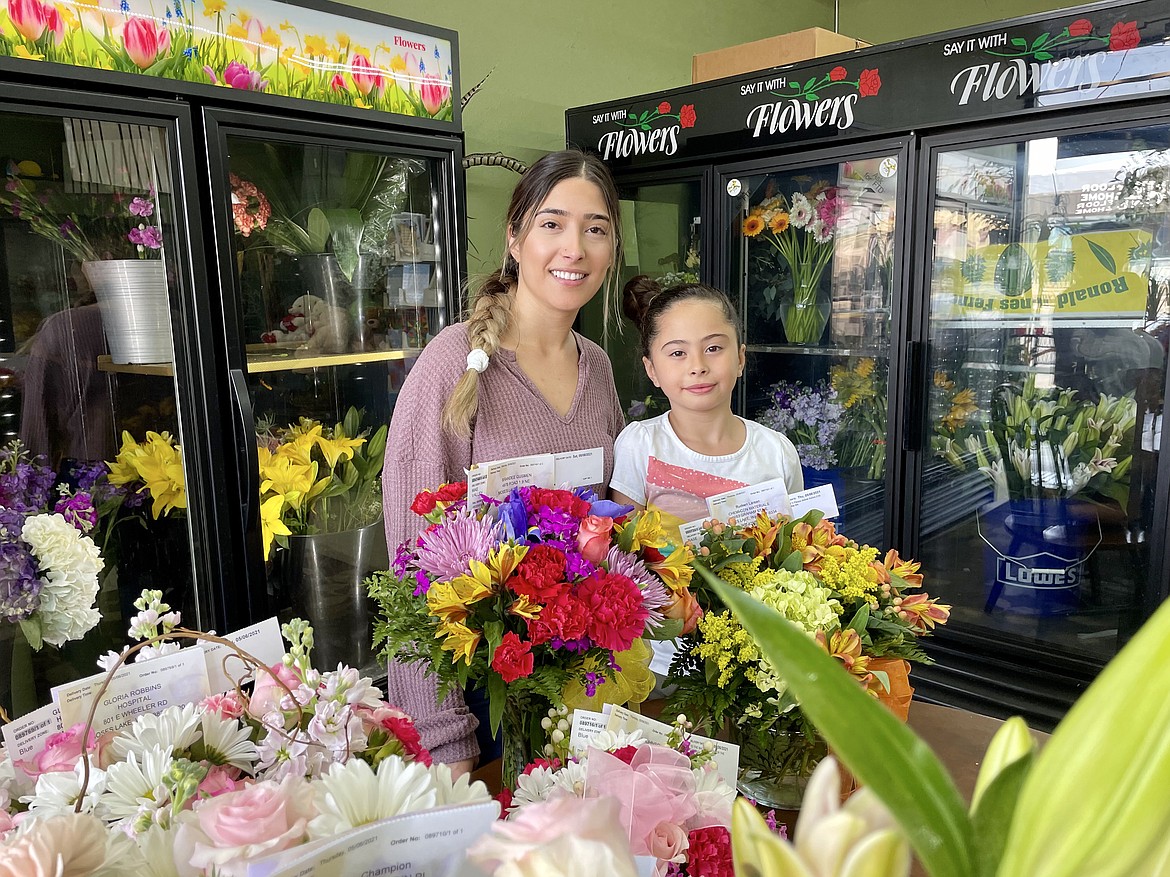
[583,671,607,698]
[223,61,269,92]
[413,512,502,582]
[128,197,154,217]
[54,492,98,532]
[127,225,163,249]
[69,461,109,492]
[627,399,647,419]
[497,488,530,542]
[0,540,41,622]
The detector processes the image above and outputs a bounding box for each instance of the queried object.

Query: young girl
[610,276,803,532]
[382,150,626,774]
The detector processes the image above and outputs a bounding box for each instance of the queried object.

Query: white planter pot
[83,259,172,364]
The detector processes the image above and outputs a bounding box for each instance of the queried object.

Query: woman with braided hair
[381,149,626,775]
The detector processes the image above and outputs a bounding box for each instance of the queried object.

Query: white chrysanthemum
[197,713,258,772]
[429,762,491,807]
[21,761,106,817]
[111,703,202,761]
[306,756,437,839]
[21,513,103,647]
[100,746,173,823]
[575,727,646,755]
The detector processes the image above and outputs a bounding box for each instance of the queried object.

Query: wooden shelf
[245,347,420,374]
[97,355,174,377]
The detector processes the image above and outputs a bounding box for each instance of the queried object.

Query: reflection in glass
[921,127,1168,661]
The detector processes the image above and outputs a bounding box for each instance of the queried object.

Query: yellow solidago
[695,611,760,687]
[719,556,763,591]
[817,544,882,603]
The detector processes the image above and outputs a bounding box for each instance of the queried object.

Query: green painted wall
[354,0,1085,282]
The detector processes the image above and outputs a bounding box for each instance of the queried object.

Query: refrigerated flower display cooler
[0,0,463,715]
[569,0,1169,727]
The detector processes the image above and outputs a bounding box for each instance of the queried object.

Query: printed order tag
[706,475,792,527]
[567,707,611,755]
[52,647,210,735]
[198,616,286,695]
[1,702,63,765]
[465,447,604,510]
[680,481,839,544]
[246,800,500,877]
[788,483,840,520]
[604,705,739,788]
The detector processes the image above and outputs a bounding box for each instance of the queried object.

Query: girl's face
[643,299,745,417]
[508,177,613,319]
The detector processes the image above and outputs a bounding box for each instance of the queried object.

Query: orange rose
[664,587,702,634]
[577,514,614,564]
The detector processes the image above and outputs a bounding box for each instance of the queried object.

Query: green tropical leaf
[708,572,976,877]
[971,752,1034,877]
[1085,237,1117,274]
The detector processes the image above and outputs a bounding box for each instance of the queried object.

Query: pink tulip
[349,54,384,97]
[419,75,450,115]
[9,0,51,42]
[123,16,172,69]
[45,4,64,44]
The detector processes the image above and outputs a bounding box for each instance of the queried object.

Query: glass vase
[779,276,831,345]
[499,695,540,792]
[730,713,828,809]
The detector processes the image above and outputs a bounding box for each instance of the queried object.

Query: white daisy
[101,746,173,824]
[509,764,559,808]
[430,762,491,807]
[111,703,202,761]
[306,756,437,839]
[575,727,646,755]
[21,761,106,817]
[810,219,833,244]
[197,713,258,772]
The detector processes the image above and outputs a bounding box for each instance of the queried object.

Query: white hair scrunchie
[466,348,490,374]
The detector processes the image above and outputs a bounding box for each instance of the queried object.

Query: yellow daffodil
[303,34,328,56]
[260,495,291,560]
[436,621,480,665]
[261,27,282,48]
[389,53,406,72]
[335,30,350,47]
[225,22,248,40]
[202,0,225,14]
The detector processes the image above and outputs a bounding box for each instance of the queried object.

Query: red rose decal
[1068,18,1093,37]
[1109,20,1140,51]
[658,101,671,114]
[830,65,847,81]
[679,104,697,129]
[858,68,882,97]
[491,631,534,683]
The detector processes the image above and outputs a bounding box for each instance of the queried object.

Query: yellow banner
[946,229,1151,317]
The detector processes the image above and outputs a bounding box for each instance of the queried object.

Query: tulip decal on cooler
[123,16,171,69]
[8,0,62,43]
[419,74,450,115]
[350,54,384,97]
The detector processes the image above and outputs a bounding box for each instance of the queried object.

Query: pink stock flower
[201,691,247,720]
[123,17,172,70]
[350,54,384,97]
[0,808,16,840]
[419,74,450,115]
[8,0,51,42]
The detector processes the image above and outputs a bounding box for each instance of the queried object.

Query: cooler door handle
[228,368,258,530]
[902,341,927,453]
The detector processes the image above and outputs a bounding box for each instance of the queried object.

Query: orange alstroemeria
[816,628,872,684]
[884,549,924,588]
[896,592,951,631]
[742,510,784,559]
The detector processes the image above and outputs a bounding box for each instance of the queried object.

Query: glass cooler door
[206,115,458,676]
[721,144,908,548]
[916,122,1169,664]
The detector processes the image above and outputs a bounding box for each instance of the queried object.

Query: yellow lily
[425,581,471,625]
[259,495,291,560]
[649,544,695,591]
[436,621,480,665]
[486,544,528,584]
[314,433,365,470]
[628,509,669,551]
[508,594,541,620]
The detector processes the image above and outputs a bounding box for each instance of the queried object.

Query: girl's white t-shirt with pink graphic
[610,412,803,532]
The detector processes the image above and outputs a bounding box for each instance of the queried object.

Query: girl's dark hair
[623,275,742,358]
[442,149,624,438]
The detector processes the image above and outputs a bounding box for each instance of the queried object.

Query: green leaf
[307,207,331,253]
[483,620,505,660]
[971,752,1033,877]
[1085,237,1117,274]
[1034,51,1053,60]
[18,617,43,651]
[781,549,803,572]
[708,572,976,877]
[805,92,820,101]
[649,618,684,641]
[487,672,506,736]
[1031,33,1050,49]
[1012,37,1028,46]
[321,207,364,282]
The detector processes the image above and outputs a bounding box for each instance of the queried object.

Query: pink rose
[173,776,313,877]
[201,691,247,720]
[198,764,243,799]
[0,808,16,841]
[31,723,97,777]
[419,74,450,115]
[123,16,172,69]
[648,820,689,863]
[663,587,703,635]
[247,662,302,719]
[576,515,614,565]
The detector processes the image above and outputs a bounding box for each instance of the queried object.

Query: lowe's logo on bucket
[997,559,1081,589]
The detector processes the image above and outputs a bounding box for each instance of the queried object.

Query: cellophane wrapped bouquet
[369,482,697,783]
[0,590,489,876]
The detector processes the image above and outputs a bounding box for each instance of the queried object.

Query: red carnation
[687,826,733,877]
[1109,20,1140,51]
[380,715,432,766]
[611,745,639,764]
[410,490,438,515]
[528,592,588,645]
[577,571,649,653]
[679,104,696,128]
[528,488,590,520]
[858,68,882,97]
[494,788,513,816]
[829,65,847,81]
[1068,18,1093,36]
[511,544,569,602]
[658,101,671,114]
[434,481,467,503]
[491,631,535,683]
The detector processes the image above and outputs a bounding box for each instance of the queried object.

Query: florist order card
[604,705,739,788]
[53,647,210,734]
[465,447,604,509]
[198,616,286,695]
[247,801,500,877]
[1,701,63,764]
[679,480,839,545]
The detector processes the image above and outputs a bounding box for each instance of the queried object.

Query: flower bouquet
[479,715,741,877]
[664,511,949,808]
[756,378,844,471]
[0,589,491,874]
[742,182,847,343]
[831,358,888,480]
[369,483,695,785]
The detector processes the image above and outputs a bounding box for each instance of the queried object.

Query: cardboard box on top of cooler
[692,27,870,83]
